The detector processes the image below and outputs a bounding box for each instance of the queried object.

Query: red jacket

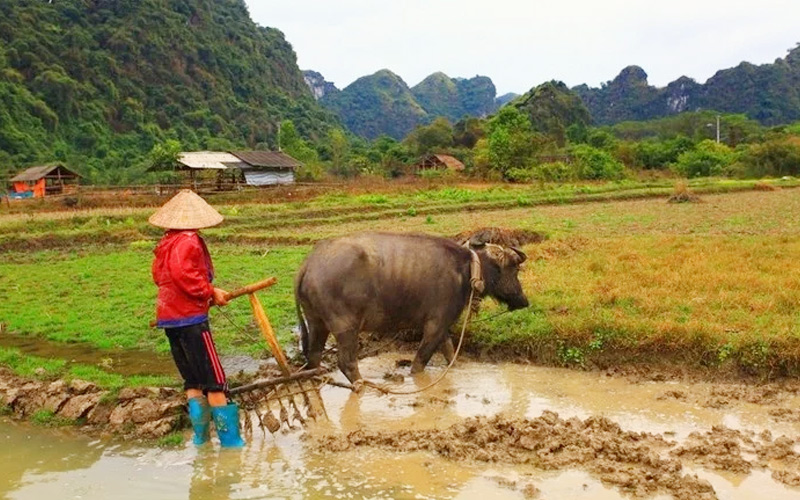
[152,231,215,328]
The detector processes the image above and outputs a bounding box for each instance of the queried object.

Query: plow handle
[223,277,277,302]
[148,277,278,328]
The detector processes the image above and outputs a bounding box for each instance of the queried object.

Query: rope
[361,285,476,395]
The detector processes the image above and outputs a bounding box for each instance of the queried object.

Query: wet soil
[4,353,800,499]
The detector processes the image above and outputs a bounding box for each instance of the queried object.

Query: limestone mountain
[303,70,338,101]
[574,45,800,126]
[313,69,499,139]
[0,0,336,181]
[320,69,427,140]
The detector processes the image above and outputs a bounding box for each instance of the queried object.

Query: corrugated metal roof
[177,152,247,170]
[231,151,302,169]
[10,164,80,182]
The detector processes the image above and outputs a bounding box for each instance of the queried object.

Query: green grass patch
[157,432,185,447]
[4,182,800,380]
[30,409,75,427]
[0,347,179,389]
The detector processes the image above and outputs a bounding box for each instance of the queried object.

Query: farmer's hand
[212,287,230,306]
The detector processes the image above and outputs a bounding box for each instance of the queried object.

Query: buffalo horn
[510,246,527,263]
[468,235,486,248]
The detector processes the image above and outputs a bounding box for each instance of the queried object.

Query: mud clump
[672,426,753,474]
[700,384,782,408]
[453,227,546,247]
[316,411,716,499]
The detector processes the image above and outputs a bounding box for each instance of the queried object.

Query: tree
[404,117,454,156]
[327,128,351,175]
[485,106,536,178]
[453,117,486,148]
[147,139,181,171]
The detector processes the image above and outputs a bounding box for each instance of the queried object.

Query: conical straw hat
[148,190,223,230]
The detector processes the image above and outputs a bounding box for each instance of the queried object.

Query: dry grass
[667,180,702,203]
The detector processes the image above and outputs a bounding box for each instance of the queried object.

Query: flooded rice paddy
[3,354,800,499]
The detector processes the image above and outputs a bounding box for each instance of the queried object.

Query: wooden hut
[155,150,303,189]
[9,164,80,198]
[412,154,465,174]
[174,151,249,190]
[230,151,301,186]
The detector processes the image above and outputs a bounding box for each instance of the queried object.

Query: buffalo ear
[510,246,527,264]
[468,236,486,248]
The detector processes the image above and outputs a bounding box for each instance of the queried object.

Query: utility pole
[716,115,720,144]
[277,121,282,152]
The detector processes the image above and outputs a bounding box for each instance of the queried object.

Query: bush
[630,136,693,169]
[533,161,576,182]
[736,137,800,178]
[570,144,625,180]
[506,166,535,183]
[671,140,736,178]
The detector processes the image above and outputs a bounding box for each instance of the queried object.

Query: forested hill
[0,0,336,182]
[574,45,800,126]
[313,69,501,140]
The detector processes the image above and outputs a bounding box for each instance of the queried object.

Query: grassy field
[2,179,800,387]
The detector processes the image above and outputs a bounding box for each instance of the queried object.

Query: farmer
[149,189,245,448]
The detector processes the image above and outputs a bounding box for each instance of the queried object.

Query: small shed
[9,164,80,198]
[412,154,465,174]
[174,151,249,189]
[231,151,302,186]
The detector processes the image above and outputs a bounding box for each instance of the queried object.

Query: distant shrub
[671,140,736,178]
[736,137,800,178]
[630,136,693,169]
[505,166,535,183]
[570,144,625,180]
[295,162,325,181]
[533,161,577,182]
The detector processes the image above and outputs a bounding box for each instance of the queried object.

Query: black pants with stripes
[165,321,227,393]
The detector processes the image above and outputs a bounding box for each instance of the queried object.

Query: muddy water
[0,332,268,377]
[3,354,800,499]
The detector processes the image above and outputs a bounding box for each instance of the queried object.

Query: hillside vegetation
[574,45,800,125]
[319,70,499,140]
[0,0,336,183]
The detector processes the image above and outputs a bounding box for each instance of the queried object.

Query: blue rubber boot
[211,402,246,448]
[187,397,211,445]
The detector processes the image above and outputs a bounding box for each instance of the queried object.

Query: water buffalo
[294,231,528,386]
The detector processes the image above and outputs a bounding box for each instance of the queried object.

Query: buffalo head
[469,237,529,310]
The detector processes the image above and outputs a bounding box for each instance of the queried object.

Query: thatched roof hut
[412,154,465,174]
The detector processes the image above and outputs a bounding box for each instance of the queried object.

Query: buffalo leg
[411,320,447,374]
[439,336,455,364]
[302,314,330,369]
[334,330,362,384]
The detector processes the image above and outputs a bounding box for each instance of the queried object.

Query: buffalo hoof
[351,379,365,393]
[409,362,425,375]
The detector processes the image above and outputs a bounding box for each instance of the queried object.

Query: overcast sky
[245,0,800,96]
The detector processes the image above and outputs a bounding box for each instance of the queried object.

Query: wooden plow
[219,278,329,435]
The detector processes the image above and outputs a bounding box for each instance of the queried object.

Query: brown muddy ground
[315,411,800,499]
[305,353,800,500]
[5,352,800,498]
